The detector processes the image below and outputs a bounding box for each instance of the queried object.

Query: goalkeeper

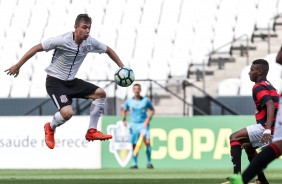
[121,83,155,169]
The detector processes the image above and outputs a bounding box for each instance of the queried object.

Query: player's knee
[96,88,106,98]
[88,88,106,99]
[229,133,238,142]
[60,109,73,120]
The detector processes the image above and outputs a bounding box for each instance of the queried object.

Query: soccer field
[0,169,281,184]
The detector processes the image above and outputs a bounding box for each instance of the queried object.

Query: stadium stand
[0,0,282,105]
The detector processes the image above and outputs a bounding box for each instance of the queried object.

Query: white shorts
[246,123,265,148]
[273,97,282,142]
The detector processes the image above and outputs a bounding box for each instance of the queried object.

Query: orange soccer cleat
[44,122,55,149]
[85,129,112,141]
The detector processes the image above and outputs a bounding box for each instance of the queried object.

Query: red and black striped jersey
[252,80,279,127]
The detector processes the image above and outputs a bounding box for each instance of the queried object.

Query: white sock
[89,98,105,130]
[50,111,67,130]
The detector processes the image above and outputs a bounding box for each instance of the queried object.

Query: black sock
[230,142,242,174]
[247,151,267,182]
[242,144,279,184]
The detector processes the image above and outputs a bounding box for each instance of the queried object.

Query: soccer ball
[114,67,135,87]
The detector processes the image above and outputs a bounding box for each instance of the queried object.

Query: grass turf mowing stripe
[0,169,281,184]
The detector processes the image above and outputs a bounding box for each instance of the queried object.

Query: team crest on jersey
[60,95,68,103]
[81,45,91,54]
[107,121,132,167]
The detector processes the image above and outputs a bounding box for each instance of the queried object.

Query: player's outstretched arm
[4,44,44,77]
[105,46,124,68]
[276,46,282,65]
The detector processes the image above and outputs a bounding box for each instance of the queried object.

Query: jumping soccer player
[5,14,125,149]
[121,83,155,169]
[222,59,279,184]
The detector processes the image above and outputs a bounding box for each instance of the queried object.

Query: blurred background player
[230,47,282,184]
[121,83,155,169]
[4,14,125,149]
[223,59,279,184]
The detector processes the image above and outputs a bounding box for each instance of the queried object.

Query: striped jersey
[42,32,107,81]
[252,80,279,127]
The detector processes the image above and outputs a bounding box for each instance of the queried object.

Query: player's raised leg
[85,88,112,141]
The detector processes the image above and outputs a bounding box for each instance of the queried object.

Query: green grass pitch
[0,169,281,184]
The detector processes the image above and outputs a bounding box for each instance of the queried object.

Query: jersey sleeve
[41,35,64,52]
[89,37,107,54]
[145,97,154,110]
[123,100,130,110]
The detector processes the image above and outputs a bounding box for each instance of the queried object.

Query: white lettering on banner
[151,128,232,160]
[0,116,101,169]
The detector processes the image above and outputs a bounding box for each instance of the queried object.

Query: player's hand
[261,129,272,144]
[4,65,20,77]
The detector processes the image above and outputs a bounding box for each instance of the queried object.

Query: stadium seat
[152,26,174,65]
[264,53,282,91]
[88,54,110,80]
[102,0,126,27]
[172,25,193,68]
[0,0,17,27]
[29,71,48,98]
[212,0,237,52]
[255,0,278,29]
[218,78,240,96]
[239,65,253,96]
[233,0,257,46]
[116,25,136,65]
[149,59,169,81]
[121,0,144,27]
[130,59,150,80]
[10,76,31,98]
[97,24,118,50]
[158,0,182,28]
[178,0,199,27]
[24,8,48,42]
[133,26,155,61]
[67,0,87,18]
[140,0,163,27]
[0,75,12,97]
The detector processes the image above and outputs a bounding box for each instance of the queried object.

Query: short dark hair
[75,14,92,26]
[252,59,269,74]
[133,83,141,88]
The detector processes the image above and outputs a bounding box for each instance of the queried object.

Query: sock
[89,98,105,130]
[132,145,138,166]
[242,144,281,184]
[146,146,152,164]
[230,141,242,174]
[50,112,67,130]
[247,150,267,182]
